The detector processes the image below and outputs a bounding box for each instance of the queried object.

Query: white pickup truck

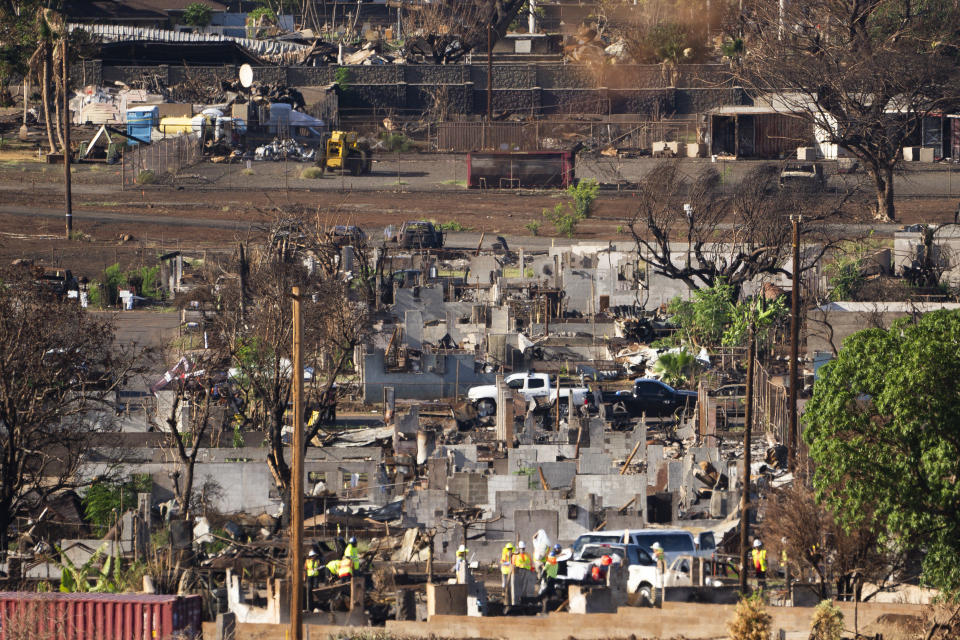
[467,372,592,416]
[564,543,723,605]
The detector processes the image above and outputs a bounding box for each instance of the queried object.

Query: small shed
[708,104,813,159]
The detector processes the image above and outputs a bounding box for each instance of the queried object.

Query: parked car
[394,220,444,249]
[600,378,697,418]
[778,163,825,189]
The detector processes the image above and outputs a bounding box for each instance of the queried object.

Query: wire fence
[121,134,203,189]
[341,117,700,153]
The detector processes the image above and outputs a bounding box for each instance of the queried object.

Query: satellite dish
[239,64,253,88]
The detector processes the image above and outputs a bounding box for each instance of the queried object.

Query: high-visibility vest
[545,554,559,579]
[345,544,360,570]
[753,548,767,572]
[338,556,353,578]
[513,552,532,570]
[501,547,514,575]
[305,558,320,577]
[326,559,339,576]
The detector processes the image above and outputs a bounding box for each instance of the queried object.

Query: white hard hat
[457,544,466,553]
[308,549,317,557]
[753,539,763,548]
[650,542,662,550]
[517,541,526,549]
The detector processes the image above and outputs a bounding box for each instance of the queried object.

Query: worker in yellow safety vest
[305,549,321,609]
[325,558,340,582]
[345,536,360,570]
[454,544,469,575]
[752,539,767,588]
[512,541,533,571]
[338,554,354,580]
[500,542,516,590]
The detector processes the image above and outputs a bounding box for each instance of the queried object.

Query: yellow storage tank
[158,115,208,136]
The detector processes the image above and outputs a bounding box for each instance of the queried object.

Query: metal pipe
[739,321,755,594]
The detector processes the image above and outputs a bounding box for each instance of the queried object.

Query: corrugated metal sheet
[436,122,536,152]
[0,591,202,640]
[69,23,307,57]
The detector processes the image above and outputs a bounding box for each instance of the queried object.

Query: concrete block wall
[361,349,494,402]
[96,61,739,117]
[447,472,488,506]
[574,474,647,510]
[403,489,450,528]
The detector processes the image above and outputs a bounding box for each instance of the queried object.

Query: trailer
[466,150,576,189]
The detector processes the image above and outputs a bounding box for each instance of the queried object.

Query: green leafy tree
[804,309,960,594]
[82,475,152,536]
[182,3,213,28]
[667,278,786,348]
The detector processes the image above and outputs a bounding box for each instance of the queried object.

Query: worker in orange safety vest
[512,541,534,571]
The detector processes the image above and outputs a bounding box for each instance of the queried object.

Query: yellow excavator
[318,130,372,175]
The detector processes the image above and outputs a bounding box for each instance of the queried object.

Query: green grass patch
[136,170,155,185]
[435,220,473,232]
[440,179,467,186]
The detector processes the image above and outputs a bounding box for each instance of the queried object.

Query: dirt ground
[1,132,958,280]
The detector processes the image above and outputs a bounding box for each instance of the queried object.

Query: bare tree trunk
[41,42,55,153]
[872,162,896,222]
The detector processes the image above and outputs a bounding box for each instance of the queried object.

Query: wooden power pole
[739,321,756,594]
[486,22,493,123]
[289,286,305,640]
[62,39,72,239]
[788,215,802,466]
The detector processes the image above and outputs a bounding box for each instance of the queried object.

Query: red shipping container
[0,591,202,640]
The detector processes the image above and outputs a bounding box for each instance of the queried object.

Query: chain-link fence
[121,134,202,189]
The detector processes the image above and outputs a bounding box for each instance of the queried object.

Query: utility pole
[62,38,72,239]
[788,215,801,466]
[486,22,493,124]
[289,286,304,640]
[739,320,756,594]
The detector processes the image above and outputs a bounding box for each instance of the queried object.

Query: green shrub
[525,221,541,236]
[299,167,324,179]
[567,179,599,218]
[437,220,469,231]
[136,170,155,185]
[182,2,213,27]
[378,131,412,152]
[543,203,583,238]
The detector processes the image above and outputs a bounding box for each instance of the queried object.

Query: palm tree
[651,348,699,388]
